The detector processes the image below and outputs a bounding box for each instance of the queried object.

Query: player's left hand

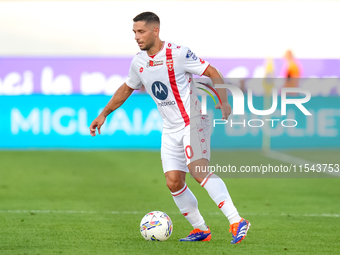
[215,101,231,120]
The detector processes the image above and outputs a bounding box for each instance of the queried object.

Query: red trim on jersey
[148,41,165,58]
[201,63,210,76]
[166,48,190,127]
[172,184,188,197]
[201,172,214,187]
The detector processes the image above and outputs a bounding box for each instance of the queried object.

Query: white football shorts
[161,116,211,173]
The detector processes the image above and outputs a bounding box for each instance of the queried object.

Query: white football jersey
[125,42,210,133]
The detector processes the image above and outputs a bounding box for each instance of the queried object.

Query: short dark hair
[133,12,160,25]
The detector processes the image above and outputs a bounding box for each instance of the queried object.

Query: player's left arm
[203,65,231,120]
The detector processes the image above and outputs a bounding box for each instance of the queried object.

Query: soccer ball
[140,211,173,241]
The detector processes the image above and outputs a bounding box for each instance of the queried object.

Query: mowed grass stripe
[0,150,339,255]
[1,210,340,218]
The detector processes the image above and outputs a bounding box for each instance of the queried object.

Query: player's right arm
[90,55,142,136]
[89,83,134,136]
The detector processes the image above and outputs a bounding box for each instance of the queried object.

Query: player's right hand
[89,115,106,137]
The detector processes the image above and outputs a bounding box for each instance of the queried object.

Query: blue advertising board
[0,94,162,149]
[210,95,340,149]
[0,95,339,149]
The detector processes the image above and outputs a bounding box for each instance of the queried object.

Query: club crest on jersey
[147,60,164,68]
[166,59,173,71]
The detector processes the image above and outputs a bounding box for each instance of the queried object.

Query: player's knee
[166,178,185,193]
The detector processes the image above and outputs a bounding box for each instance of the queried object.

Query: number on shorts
[185,145,194,159]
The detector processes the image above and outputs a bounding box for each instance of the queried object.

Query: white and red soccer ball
[140,211,173,241]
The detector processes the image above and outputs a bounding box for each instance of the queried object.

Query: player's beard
[140,39,155,51]
[140,43,151,51]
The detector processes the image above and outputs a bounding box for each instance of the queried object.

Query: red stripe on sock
[201,172,214,187]
[172,184,188,197]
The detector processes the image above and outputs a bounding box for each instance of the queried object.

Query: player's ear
[153,26,160,36]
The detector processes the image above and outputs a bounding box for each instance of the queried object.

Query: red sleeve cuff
[200,63,210,76]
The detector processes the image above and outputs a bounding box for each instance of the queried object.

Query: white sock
[201,173,242,225]
[171,184,207,229]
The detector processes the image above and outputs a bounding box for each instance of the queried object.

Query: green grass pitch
[0,150,339,254]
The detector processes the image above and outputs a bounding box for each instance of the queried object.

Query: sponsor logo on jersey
[146,60,164,68]
[158,101,176,107]
[152,81,168,100]
[186,50,193,58]
[166,59,173,71]
[139,67,144,73]
[200,58,205,64]
[186,50,199,60]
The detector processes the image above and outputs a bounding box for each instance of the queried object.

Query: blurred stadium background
[0,0,339,254]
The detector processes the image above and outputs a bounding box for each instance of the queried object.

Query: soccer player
[282,50,301,90]
[89,12,250,244]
